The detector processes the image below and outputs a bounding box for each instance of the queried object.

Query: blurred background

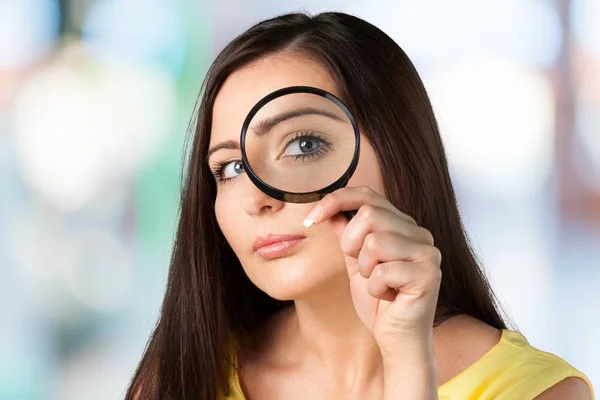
[0,0,598,398]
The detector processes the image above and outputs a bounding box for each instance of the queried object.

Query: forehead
[209,53,338,149]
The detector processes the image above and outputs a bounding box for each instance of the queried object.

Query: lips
[253,234,306,251]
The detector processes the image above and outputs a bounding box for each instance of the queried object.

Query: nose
[240,179,284,217]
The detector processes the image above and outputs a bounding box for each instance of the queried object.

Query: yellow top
[222,329,594,400]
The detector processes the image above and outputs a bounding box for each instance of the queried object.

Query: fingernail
[303,205,322,228]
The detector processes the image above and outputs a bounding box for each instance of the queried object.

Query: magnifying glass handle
[342,210,357,221]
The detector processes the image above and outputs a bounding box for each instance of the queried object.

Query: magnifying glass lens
[243,91,357,195]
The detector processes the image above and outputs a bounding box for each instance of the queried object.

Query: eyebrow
[206,140,239,163]
[206,107,345,163]
[251,107,345,136]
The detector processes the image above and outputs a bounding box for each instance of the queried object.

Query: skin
[207,53,591,400]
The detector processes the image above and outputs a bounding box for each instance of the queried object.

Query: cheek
[214,191,244,248]
[348,138,385,196]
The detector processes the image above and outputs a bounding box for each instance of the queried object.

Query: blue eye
[211,159,245,184]
[285,136,324,156]
[282,131,331,160]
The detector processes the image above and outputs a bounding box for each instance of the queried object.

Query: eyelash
[287,131,331,160]
[210,159,240,185]
[210,131,332,185]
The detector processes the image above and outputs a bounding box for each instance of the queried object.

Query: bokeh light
[572,0,600,59]
[574,100,600,192]
[348,0,562,69]
[0,0,60,70]
[11,43,176,211]
[60,228,133,312]
[426,57,555,201]
[82,0,187,74]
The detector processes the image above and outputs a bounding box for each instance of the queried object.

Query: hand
[303,185,442,350]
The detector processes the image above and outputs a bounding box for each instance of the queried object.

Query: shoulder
[535,377,593,399]
[434,314,594,399]
[434,313,502,386]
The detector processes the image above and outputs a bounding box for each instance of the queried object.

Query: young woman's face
[208,53,385,300]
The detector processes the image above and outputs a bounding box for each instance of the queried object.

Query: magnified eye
[239,89,359,197]
[283,132,330,158]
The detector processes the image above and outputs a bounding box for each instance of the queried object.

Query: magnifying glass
[240,86,360,220]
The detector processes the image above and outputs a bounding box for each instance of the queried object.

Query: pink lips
[253,234,306,260]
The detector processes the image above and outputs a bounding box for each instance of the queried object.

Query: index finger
[302,185,416,227]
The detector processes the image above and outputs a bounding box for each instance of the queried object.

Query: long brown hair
[126,11,508,400]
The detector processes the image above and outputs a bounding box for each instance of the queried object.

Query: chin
[245,255,347,301]
[261,279,338,302]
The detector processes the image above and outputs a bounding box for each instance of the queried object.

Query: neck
[283,274,384,388]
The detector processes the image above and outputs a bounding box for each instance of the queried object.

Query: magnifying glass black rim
[240,86,361,203]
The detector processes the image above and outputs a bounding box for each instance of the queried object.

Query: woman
[127,12,593,400]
